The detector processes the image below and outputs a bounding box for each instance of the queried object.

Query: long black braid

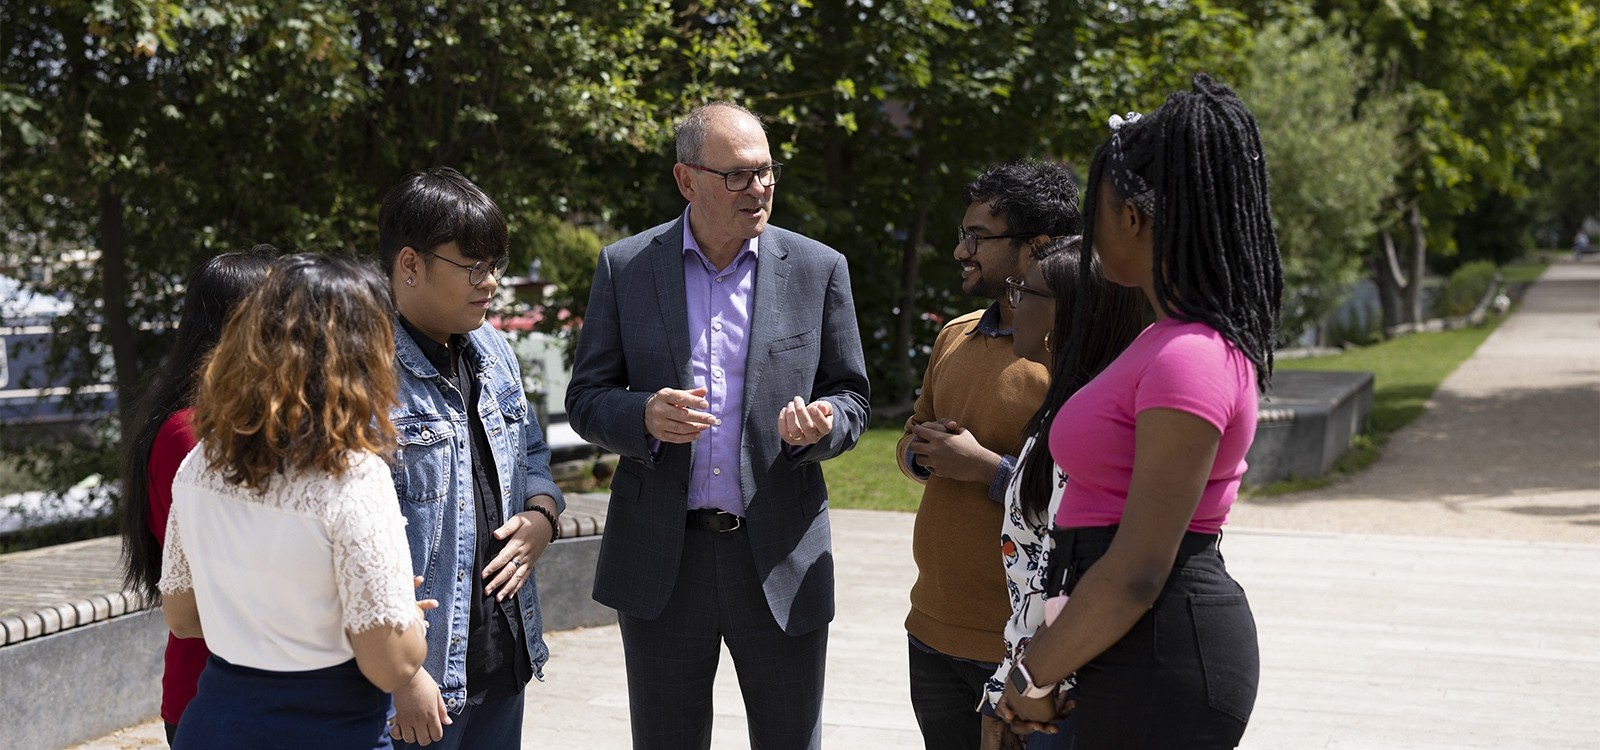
[1079,73,1283,392]
[1017,237,1145,524]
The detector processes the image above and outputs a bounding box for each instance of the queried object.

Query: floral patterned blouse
[982,435,1074,709]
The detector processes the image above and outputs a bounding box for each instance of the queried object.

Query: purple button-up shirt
[682,210,758,516]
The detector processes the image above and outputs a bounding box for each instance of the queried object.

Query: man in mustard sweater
[897,161,1081,750]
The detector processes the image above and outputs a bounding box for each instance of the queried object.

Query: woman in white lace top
[159,254,431,749]
[981,238,1143,749]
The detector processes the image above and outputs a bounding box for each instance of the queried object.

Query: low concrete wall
[0,508,613,749]
[0,609,166,750]
[1244,370,1375,486]
[535,533,615,631]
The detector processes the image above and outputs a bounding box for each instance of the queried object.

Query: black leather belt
[686,509,744,532]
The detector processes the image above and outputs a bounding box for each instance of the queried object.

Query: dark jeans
[1049,526,1259,750]
[392,690,524,750]
[909,639,1076,750]
[908,638,993,750]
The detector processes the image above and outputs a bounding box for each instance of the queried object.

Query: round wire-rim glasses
[431,253,511,286]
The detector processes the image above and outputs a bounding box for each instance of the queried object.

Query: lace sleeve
[329,455,421,634]
[157,499,192,594]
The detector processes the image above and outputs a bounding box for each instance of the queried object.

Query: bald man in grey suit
[566,103,870,749]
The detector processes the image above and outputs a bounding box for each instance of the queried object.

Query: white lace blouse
[982,435,1073,709]
[159,447,419,672]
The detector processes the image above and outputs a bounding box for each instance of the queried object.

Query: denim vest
[390,322,565,711]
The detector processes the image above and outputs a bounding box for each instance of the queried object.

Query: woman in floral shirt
[981,236,1142,749]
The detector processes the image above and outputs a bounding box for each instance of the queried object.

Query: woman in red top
[119,248,274,744]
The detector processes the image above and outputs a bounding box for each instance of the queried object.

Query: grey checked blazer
[566,217,870,636]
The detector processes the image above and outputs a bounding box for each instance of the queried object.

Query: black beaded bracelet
[525,504,561,543]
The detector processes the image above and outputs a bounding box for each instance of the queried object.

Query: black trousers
[1046,526,1259,750]
[618,524,828,750]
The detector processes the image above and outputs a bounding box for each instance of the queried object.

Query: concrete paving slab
[66,511,1600,750]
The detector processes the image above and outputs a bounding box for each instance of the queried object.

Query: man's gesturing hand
[645,387,719,443]
[778,396,834,446]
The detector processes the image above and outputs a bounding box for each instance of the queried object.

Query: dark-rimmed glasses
[1005,276,1053,308]
[958,226,1035,258]
[683,162,783,192]
[431,253,511,286]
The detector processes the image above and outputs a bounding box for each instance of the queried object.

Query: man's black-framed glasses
[431,253,511,286]
[684,162,783,192]
[959,226,1035,258]
[1005,276,1053,308]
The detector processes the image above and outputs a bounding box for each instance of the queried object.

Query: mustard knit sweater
[897,308,1048,663]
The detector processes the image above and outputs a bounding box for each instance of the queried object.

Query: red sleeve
[147,408,198,544]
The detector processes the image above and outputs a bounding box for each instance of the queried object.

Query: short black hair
[961,160,1082,238]
[376,167,508,276]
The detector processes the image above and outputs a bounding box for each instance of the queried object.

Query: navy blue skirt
[173,656,394,749]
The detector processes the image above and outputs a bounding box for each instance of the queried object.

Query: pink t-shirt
[1049,318,1257,534]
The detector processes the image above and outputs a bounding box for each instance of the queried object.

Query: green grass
[1500,257,1551,284]
[825,427,922,512]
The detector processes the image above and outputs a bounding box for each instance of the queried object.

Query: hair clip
[1108,112,1143,131]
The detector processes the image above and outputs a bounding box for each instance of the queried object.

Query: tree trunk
[884,144,940,421]
[891,190,930,418]
[1375,229,1404,331]
[1405,202,1427,324]
[98,180,138,430]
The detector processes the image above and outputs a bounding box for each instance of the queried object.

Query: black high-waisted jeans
[1044,526,1259,750]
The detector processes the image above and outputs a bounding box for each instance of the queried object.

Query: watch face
[1008,666,1030,693]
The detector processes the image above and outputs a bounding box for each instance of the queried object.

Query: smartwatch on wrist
[1008,659,1056,700]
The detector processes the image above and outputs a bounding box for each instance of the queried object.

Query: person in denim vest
[376,167,565,749]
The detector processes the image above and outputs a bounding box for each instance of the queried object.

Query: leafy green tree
[0,0,747,505]
[1315,0,1598,327]
[1525,60,1600,247]
[1240,16,1399,344]
[644,0,1261,416]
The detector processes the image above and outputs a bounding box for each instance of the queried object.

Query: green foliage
[1434,260,1499,318]
[1526,59,1600,244]
[1240,16,1399,343]
[1450,191,1537,268]
[821,427,921,512]
[4,0,1587,524]
[1316,0,1597,318]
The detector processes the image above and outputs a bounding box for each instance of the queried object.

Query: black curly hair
[962,160,1083,238]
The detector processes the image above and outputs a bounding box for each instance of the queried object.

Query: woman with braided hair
[995,74,1281,749]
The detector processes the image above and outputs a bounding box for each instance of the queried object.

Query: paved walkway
[1231,260,1600,543]
[67,260,1600,748]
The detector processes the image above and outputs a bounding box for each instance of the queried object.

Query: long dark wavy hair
[1079,73,1283,392]
[1016,237,1145,523]
[193,253,399,491]
[119,248,276,603]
